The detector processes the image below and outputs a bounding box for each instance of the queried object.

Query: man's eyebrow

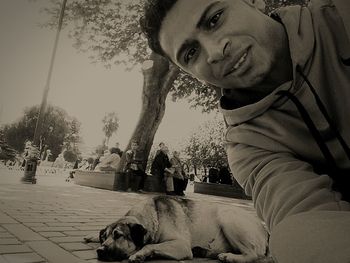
[176,40,194,63]
[175,1,221,63]
[196,1,221,29]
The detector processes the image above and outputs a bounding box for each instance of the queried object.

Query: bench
[194,181,251,200]
[74,170,165,193]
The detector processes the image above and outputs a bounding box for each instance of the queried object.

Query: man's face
[131,143,138,151]
[160,143,166,152]
[162,146,169,154]
[159,0,285,90]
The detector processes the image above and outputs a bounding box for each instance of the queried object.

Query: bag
[164,173,174,191]
[130,163,138,171]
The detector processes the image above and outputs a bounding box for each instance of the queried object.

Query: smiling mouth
[224,50,248,77]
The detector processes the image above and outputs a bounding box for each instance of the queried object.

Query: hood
[220,5,315,126]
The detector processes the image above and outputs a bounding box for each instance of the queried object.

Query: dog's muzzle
[96,245,128,261]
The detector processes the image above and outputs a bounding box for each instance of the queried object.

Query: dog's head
[96,217,147,261]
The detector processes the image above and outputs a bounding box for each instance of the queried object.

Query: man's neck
[254,23,293,98]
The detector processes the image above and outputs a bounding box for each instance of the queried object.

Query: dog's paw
[128,253,146,263]
[83,234,99,243]
[218,252,241,263]
[218,252,267,263]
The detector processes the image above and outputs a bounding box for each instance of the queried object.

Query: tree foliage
[2,104,81,160]
[0,129,17,161]
[39,0,309,113]
[182,115,228,174]
[39,0,219,113]
[102,111,119,146]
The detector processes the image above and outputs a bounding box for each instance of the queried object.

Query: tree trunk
[116,52,179,172]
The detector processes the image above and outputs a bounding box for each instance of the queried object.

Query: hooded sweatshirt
[220,0,350,232]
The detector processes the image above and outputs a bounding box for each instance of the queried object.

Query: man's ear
[254,0,266,12]
[244,0,266,12]
[128,223,147,248]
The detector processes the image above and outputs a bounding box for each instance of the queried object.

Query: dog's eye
[112,229,123,240]
[99,228,107,243]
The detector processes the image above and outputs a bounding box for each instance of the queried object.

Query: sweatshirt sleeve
[332,0,350,39]
[226,143,350,232]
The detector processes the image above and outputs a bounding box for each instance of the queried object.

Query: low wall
[74,170,165,193]
[74,170,115,190]
[194,181,251,200]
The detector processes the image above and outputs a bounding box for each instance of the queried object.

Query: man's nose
[204,38,230,64]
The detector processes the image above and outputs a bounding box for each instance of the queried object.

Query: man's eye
[184,47,198,64]
[207,10,223,29]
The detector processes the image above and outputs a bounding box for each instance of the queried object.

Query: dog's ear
[128,223,147,248]
[99,227,107,244]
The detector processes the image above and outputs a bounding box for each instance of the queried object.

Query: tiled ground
[0,168,255,263]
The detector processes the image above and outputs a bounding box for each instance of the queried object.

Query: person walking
[170,151,188,196]
[151,143,175,195]
[124,141,147,193]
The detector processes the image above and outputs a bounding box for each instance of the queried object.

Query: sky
[0,0,217,154]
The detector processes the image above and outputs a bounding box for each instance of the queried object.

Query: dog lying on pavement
[84,196,272,262]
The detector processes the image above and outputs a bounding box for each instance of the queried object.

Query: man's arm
[226,143,350,232]
[332,0,350,39]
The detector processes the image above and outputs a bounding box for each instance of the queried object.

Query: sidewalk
[0,168,255,263]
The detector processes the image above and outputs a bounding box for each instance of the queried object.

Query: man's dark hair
[140,0,178,57]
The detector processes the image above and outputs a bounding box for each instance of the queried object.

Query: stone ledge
[74,170,115,191]
[194,182,251,200]
[74,170,165,193]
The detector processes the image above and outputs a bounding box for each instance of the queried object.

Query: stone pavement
[0,168,256,263]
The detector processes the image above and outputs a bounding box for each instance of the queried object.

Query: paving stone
[24,223,46,228]
[45,223,77,227]
[0,212,17,224]
[26,241,84,263]
[2,224,46,242]
[49,237,85,243]
[83,222,111,226]
[72,250,97,260]
[0,244,32,254]
[58,242,92,251]
[0,232,14,239]
[63,231,97,237]
[38,232,65,238]
[57,218,92,223]
[74,225,103,231]
[3,252,46,263]
[0,255,7,263]
[0,227,6,232]
[31,227,76,232]
[17,218,58,223]
[0,238,21,245]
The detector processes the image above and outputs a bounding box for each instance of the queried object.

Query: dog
[84,196,272,262]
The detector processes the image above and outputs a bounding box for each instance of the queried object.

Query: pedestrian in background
[124,141,147,193]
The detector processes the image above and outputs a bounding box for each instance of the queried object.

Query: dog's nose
[96,246,107,259]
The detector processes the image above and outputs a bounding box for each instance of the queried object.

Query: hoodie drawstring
[276,67,350,201]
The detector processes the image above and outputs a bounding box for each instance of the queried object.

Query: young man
[124,141,147,193]
[170,151,188,196]
[141,0,350,262]
[150,143,175,195]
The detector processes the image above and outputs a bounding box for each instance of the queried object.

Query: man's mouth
[233,52,247,70]
[223,49,249,77]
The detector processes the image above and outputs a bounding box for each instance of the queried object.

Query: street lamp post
[21,0,68,183]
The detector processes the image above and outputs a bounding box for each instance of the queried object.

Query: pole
[22,0,68,183]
